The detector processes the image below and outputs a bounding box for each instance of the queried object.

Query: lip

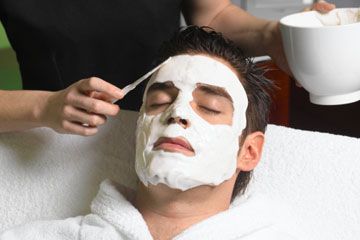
[153,137,195,156]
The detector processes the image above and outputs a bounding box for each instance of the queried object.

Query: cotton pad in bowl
[280,8,360,105]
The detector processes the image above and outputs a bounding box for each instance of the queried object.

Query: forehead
[144,55,246,103]
[149,55,240,88]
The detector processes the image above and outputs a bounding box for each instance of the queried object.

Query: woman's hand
[40,77,124,136]
[305,0,336,13]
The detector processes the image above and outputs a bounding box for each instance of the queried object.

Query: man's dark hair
[156,26,274,200]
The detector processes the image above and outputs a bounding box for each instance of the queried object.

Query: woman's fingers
[88,91,116,103]
[62,105,107,127]
[67,92,120,116]
[43,77,124,136]
[309,1,336,13]
[77,77,124,100]
[60,120,99,136]
[62,80,121,116]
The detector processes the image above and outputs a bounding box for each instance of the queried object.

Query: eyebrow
[197,83,233,103]
[147,81,177,93]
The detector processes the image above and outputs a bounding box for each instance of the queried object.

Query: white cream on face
[135,54,248,191]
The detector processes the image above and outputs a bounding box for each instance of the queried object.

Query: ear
[236,131,265,172]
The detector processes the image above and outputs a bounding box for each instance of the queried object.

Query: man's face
[135,54,248,191]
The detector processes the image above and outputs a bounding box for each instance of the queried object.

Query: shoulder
[0,216,83,240]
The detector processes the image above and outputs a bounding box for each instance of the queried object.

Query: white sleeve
[0,216,83,240]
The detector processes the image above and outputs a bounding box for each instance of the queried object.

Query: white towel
[1,110,360,239]
[1,179,298,240]
[0,111,139,231]
[249,125,360,240]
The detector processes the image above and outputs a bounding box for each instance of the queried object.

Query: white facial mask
[135,54,248,191]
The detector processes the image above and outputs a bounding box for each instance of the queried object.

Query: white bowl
[280,8,360,105]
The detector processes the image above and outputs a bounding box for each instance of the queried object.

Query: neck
[134,178,235,240]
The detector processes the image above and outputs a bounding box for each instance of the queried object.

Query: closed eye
[149,102,171,108]
[199,105,221,115]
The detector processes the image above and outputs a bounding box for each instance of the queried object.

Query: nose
[167,117,190,129]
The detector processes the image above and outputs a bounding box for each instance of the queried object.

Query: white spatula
[112,57,171,104]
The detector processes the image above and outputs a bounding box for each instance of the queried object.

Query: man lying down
[1,26,298,240]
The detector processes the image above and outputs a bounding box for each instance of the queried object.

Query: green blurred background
[0,22,22,90]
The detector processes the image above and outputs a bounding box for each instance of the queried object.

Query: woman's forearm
[208,4,278,57]
[187,1,278,57]
[0,90,51,132]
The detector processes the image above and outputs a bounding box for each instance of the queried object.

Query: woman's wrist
[263,20,281,58]
[32,90,54,128]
